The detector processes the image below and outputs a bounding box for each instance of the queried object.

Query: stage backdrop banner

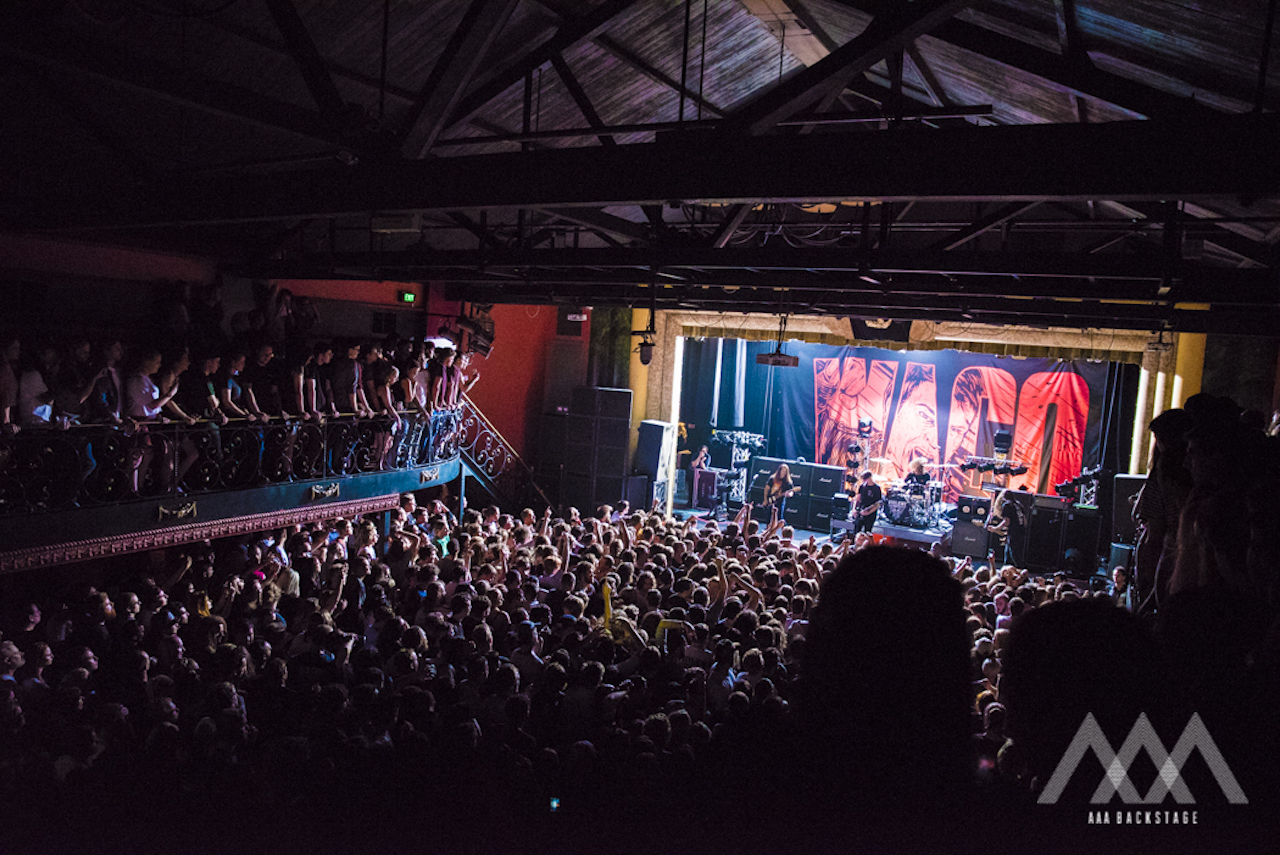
[762,343,1108,501]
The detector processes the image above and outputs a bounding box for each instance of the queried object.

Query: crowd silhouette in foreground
[1,393,1278,852]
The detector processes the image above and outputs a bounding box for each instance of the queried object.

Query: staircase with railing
[456,393,552,511]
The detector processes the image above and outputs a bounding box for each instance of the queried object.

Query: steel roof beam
[37,112,1280,230]
[398,0,523,157]
[721,0,973,135]
[263,0,350,132]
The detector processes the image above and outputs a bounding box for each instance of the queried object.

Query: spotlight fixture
[857,417,874,438]
[978,462,996,472]
[637,334,655,366]
[1009,465,1028,476]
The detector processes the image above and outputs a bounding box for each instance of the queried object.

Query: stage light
[1010,465,1028,476]
[858,417,873,437]
[979,462,995,472]
[993,430,1013,454]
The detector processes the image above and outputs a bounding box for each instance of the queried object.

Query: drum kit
[872,459,958,530]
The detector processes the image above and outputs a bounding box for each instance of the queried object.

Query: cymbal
[869,457,891,464]
[929,462,961,468]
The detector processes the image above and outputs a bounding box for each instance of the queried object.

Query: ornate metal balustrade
[0,411,462,517]
[457,394,552,510]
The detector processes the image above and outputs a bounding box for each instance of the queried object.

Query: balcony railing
[0,411,462,517]
[456,393,552,510]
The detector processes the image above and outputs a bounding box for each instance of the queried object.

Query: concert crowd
[1,386,1277,851]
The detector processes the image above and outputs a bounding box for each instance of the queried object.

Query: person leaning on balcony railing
[0,332,20,436]
[432,347,460,411]
[307,340,338,420]
[83,338,134,430]
[179,350,230,427]
[448,350,481,409]
[239,340,279,422]
[17,338,60,427]
[52,334,105,425]
[216,346,263,424]
[369,359,403,468]
[124,347,184,493]
[282,348,322,423]
[360,341,385,416]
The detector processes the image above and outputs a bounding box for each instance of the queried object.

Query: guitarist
[985,488,1027,566]
[852,470,882,534]
[763,463,799,516]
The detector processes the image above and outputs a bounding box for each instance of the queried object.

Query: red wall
[465,304,559,458]
[270,279,423,307]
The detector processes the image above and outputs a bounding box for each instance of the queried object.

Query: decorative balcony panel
[0,413,462,573]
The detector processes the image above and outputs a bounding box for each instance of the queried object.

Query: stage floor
[672,506,954,549]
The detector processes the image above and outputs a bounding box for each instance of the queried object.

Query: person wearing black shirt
[763,464,798,516]
[986,488,1028,566]
[853,471,882,534]
[903,458,930,495]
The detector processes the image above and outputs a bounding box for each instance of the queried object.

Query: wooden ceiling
[2,0,1279,332]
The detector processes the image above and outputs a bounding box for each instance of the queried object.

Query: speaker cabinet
[1109,542,1135,572]
[1025,507,1065,572]
[808,496,833,531]
[749,456,784,490]
[562,474,594,511]
[594,446,628,477]
[831,493,851,519]
[1112,474,1145,544]
[955,495,991,524]
[571,386,632,420]
[623,475,650,510]
[952,523,989,559]
[537,413,566,474]
[782,496,809,529]
[635,420,676,481]
[808,464,843,499]
[1063,506,1102,572]
[564,443,594,476]
[785,462,811,495]
[596,417,630,449]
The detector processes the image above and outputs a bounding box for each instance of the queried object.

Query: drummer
[903,458,931,495]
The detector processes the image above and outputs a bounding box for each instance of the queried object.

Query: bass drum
[883,490,912,525]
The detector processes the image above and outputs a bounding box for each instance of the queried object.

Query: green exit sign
[397,290,416,304]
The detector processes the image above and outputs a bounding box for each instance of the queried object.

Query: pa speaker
[1112,474,1145,544]
[951,523,988,559]
[635,420,676,480]
[623,475,650,510]
[1025,507,1065,572]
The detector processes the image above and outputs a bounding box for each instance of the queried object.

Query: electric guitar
[762,484,801,508]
